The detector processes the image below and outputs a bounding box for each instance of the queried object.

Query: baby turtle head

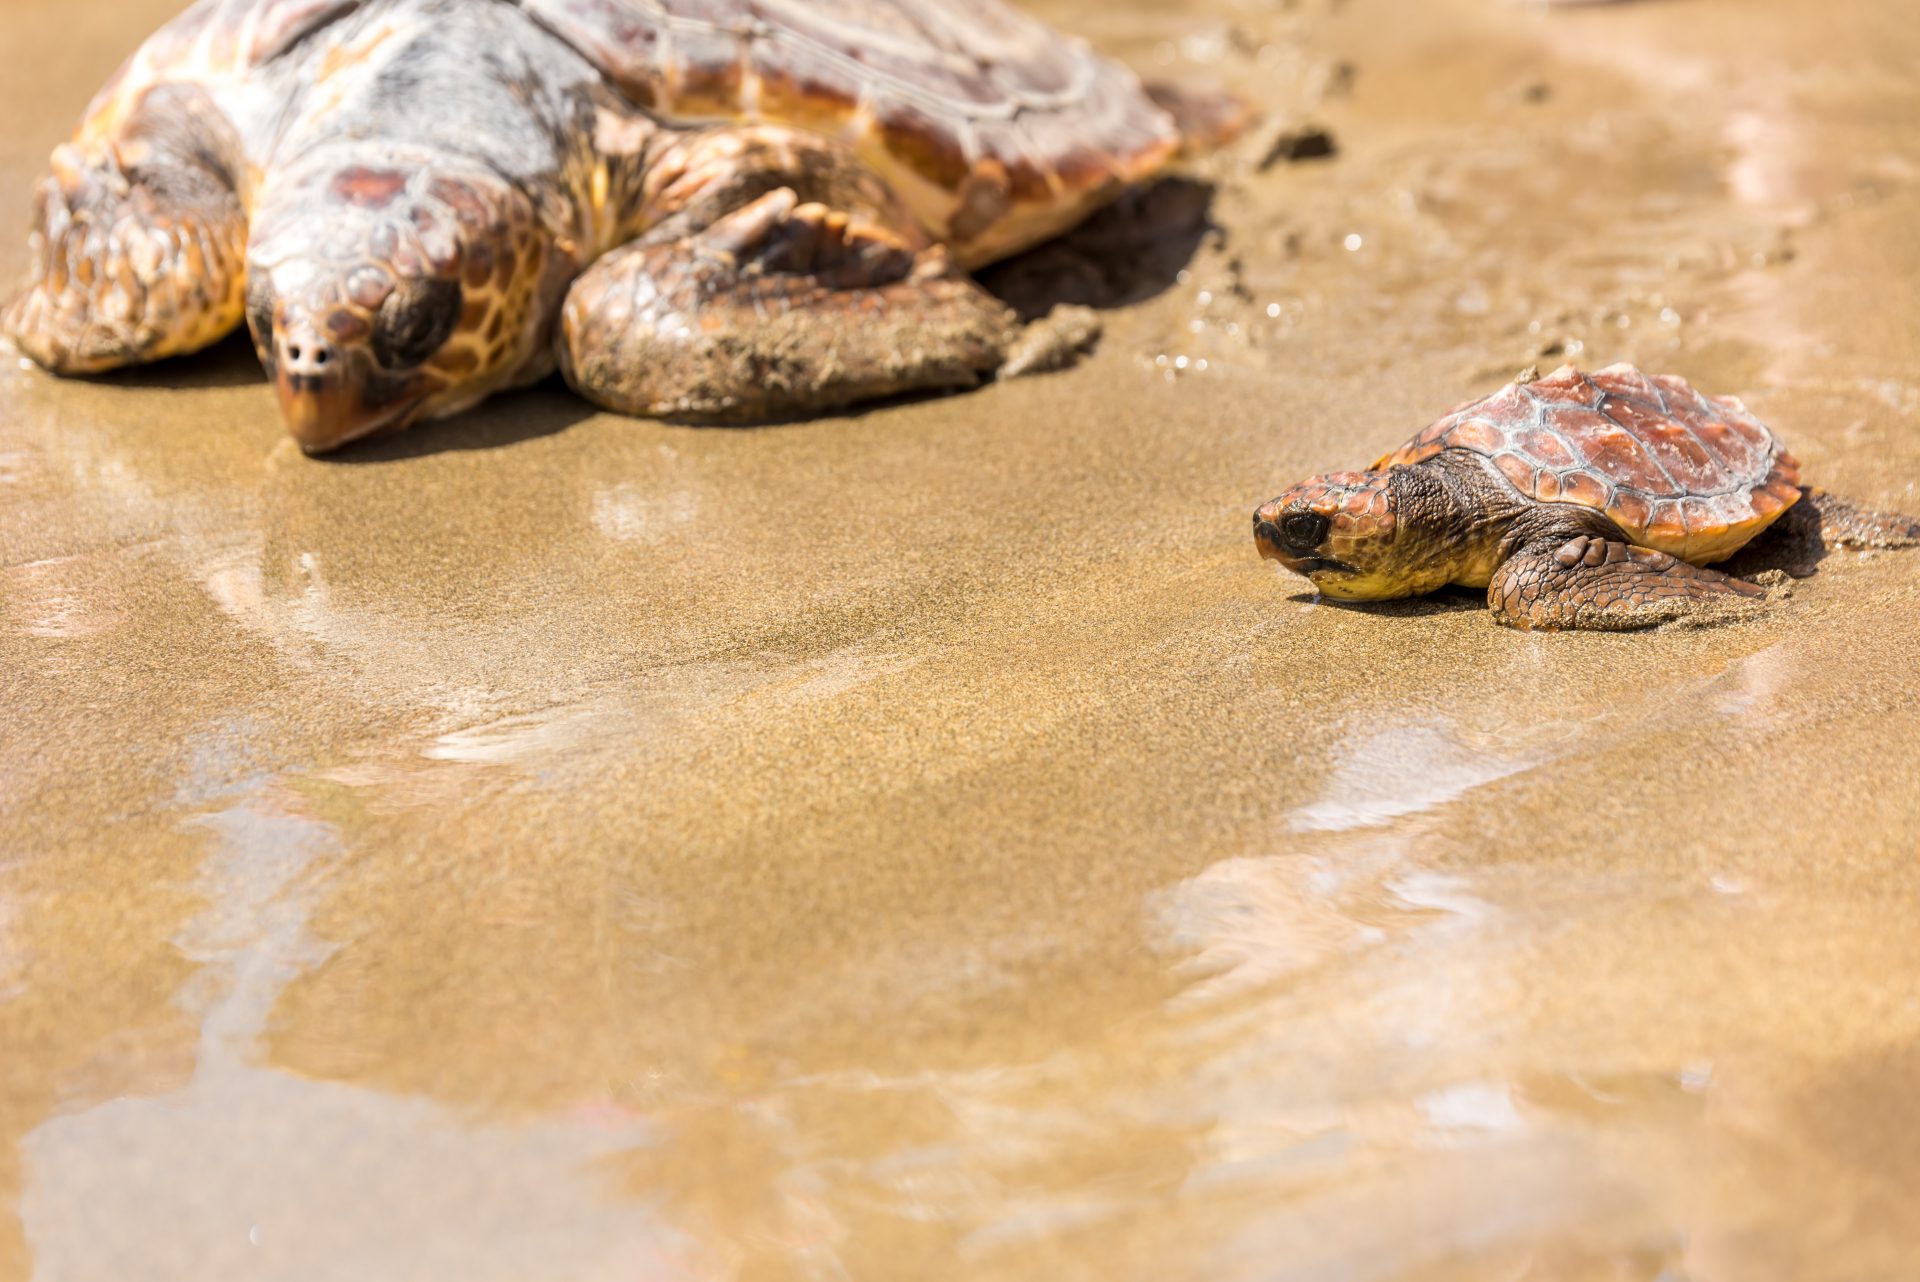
[1256,470,1403,599]
[1255,468,1461,600]
[245,151,567,452]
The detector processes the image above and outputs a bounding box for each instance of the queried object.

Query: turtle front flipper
[1488,535,1769,632]
[3,86,248,374]
[558,188,1018,422]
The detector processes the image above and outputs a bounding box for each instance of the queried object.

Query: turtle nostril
[280,334,339,377]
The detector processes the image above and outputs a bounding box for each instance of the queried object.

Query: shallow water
[3,0,1920,1278]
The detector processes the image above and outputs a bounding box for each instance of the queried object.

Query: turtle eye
[1282,511,1330,551]
[372,277,462,369]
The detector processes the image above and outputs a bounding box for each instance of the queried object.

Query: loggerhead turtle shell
[75,0,1181,270]
[1376,363,1805,564]
[521,0,1181,267]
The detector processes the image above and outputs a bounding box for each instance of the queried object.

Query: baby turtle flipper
[1729,487,1920,579]
[557,188,1018,423]
[1488,536,1768,632]
[4,86,248,374]
[1145,83,1255,156]
[1793,489,1920,550]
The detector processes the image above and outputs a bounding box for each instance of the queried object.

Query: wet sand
[4,0,1920,1278]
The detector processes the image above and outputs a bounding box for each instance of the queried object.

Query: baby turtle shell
[1376,363,1804,563]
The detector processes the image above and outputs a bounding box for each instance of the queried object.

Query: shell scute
[874,94,972,189]
[1377,417,1463,469]
[1515,427,1577,470]
[1445,416,1506,454]
[1524,364,1598,405]
[1558,470,1610,509]
[1750,485,1790,519]
[1768,450,1803,494]
[1612,398,1723,492]
[1589,362,1662,405]
[753,39,859,130]
[1712,491,1759,528]
[1544,405,1659,485]
[1650,373,1703,408]
[1541,405,1609,443]
[1609,490,1653,532]
[1645,499,1690,545]
[1685,415,1758,473]
[1680,495,1718,535]
[1717,399,1777,450]
[1492,452,1536,492]
[972,124,1056,203]
[1479,381,1539,424]
[759,3,1003,109]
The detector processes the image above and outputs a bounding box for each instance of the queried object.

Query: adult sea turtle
[1253,364,1920,630]
[3,0,1235,451]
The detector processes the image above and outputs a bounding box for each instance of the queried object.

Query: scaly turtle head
[245,151,569,452]
[1254,467,1464,600]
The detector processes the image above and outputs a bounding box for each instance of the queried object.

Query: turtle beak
[272,322,424,453]
[1251,502,1282,556]
[1253,500,1360,586]
[1253,501,1295,567]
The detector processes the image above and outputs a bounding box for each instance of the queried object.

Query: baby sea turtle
[3,0,1235,452]
[1253,364,1920,631]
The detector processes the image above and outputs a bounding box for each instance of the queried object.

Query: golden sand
[3,0,1919,1276]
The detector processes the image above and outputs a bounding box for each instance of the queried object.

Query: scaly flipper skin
[3,86,249,373]
[560,185,1016,420]
[1798,488,1920,549]
[1488,535,1766,632]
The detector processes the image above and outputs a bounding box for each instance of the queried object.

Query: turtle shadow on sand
[322,386,597,463]
[979,176,1221,322]
[1718,496,1845,582]
[1284,588,1487,618]
[65,331,264,392]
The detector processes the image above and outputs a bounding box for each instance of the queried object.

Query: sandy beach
[3,0,1919,1277]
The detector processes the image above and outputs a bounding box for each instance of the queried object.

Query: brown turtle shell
[521,0,1181,265]
[1375,363,1804,563]
[79,0,1179,270]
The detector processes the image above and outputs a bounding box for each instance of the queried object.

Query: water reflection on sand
[21,774,689,1282]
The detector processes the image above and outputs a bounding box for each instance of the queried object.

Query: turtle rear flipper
[4,85,248,374]
[1145,83,1255,155]
[1489,536,1768,632]
[558,187,1018,422]
[1795,488,1920,549]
